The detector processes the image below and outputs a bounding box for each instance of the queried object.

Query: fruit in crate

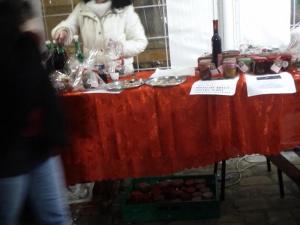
[129,190,152,203]
[135,182,151,192]
[185,179,196,186]
[171,179,184,187]
[202,191,214,200]
[185,186,196,194]
[192,192,202,197]
[128,177,215,204]
[180,192,192,201]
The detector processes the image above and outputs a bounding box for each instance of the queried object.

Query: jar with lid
[222,50,240,61]
[237,57,252,73]
[266,54,292,73]
[279,53,292,71]
[223,58,237,78]
[266,54,278,73]
[198,59,212,80]
[251,56,268,75]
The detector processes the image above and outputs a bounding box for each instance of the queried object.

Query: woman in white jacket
[52,0,148,74]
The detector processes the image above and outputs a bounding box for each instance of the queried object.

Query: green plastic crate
[121,174,220,222]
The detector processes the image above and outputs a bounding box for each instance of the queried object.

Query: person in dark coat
[0,1,71,224]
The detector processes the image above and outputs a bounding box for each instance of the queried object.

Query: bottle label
[87,72,100,88]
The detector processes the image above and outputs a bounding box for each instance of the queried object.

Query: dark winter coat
[0,32,66,178]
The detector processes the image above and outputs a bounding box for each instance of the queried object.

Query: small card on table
[245,72,296,97]
[190,77,239,96]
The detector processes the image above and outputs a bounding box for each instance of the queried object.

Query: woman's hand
[54,30,68,45]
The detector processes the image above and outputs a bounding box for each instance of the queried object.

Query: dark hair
[0,0,34,43]
[83,0,132,9]
[21,1,34,21]
[0,0,23,33]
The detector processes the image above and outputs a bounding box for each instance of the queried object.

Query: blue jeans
[0,156,71,225]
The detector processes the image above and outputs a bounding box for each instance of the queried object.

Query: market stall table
[60,71,300,185]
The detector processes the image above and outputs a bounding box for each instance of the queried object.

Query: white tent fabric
[166,0,291,68]
[166,0,214,68]
[287,26,300,60]
[224,0,291,50]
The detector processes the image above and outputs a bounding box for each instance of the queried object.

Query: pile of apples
[128,178,214,204]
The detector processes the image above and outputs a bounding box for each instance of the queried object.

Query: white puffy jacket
[51,2,148,73]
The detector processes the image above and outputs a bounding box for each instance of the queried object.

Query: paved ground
[22,152,300,225]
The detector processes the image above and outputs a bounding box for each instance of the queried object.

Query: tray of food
[145,76,187,87]
[106,81,124,91]
[122,78,144,89]
[106,78,144,91]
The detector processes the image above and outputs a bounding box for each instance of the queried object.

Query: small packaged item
[50,70,72,93]
[71,49,106,91]
[82,69,102,89]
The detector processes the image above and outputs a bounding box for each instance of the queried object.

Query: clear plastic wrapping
[50,49,106,92]
[49,38,126,93]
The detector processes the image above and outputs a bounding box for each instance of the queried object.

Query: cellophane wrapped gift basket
[45,37,125,93]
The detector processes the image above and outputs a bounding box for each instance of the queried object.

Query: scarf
[86,0,112,19]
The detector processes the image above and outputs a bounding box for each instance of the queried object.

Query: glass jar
[251,56,268,75]
[237,57,252,73]
[266,53,292,73]
[198,59,212,80]
[279,53,292,71]
[222,50,240,61]
[223,58,237,78]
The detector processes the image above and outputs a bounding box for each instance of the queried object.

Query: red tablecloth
[60,71,300,185]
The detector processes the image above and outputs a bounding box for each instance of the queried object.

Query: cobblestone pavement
[22,153,300,225]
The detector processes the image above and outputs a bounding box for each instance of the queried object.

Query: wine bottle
[211,20,222,67]
[53,40,68,72]
[45,40,52,52]
[98,64,108,83]
[44,40,55,73]
[73,35,84,63]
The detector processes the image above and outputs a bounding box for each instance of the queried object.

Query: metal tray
[122,78,144,89]
[145,76,187,87]
[106,81,124,91]
[106,78,144,91]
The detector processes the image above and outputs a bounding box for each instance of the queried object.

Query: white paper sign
[190,77,239,96]
[150,67,195,78]
[245,72,296,97]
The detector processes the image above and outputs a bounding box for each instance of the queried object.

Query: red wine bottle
[211,20,222,67]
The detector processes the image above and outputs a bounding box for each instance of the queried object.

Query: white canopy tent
[166,0,291,68]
